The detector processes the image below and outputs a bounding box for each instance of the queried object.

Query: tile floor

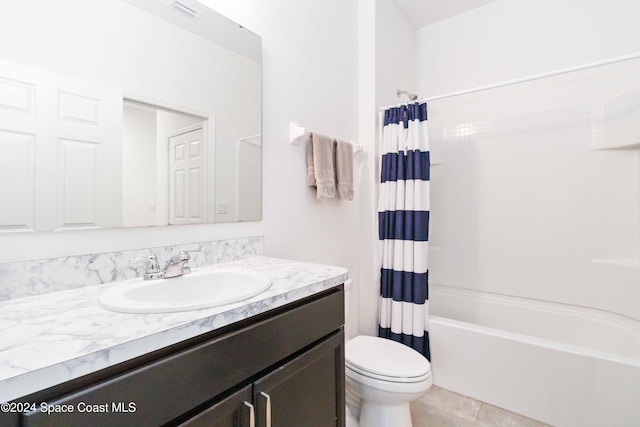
[410,386,553,427]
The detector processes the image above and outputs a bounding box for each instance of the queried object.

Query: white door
[0,58,122,231]
[169,126,204,225]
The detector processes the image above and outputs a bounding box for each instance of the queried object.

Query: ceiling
[392,0,497,29]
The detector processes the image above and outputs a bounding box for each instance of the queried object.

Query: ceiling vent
[168,0,203,18]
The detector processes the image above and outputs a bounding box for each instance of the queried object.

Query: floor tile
[410,386,552,427]
[416,386,482,423]
[476,403,552,427]
[411,400,477,427]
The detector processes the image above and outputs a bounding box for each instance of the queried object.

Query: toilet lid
[345,336,430,380]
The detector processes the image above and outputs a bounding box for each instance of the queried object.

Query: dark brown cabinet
[180,332,344,427]
[253,332,344,427]
[178,386,253,427]
[9,287,345,427]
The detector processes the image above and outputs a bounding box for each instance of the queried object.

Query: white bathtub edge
[430,315,640,368]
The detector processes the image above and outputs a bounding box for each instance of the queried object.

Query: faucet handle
[164,250,190,266]
[161,250,192,278]
[130,254,160,272]
[174,250,190,261]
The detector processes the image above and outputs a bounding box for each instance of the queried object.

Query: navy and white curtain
[378,102,430,360]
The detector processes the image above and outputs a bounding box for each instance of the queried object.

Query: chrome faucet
[130,251,191,280]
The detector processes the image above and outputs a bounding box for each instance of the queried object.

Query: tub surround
[0,236,263,301]
[0,256,348,403]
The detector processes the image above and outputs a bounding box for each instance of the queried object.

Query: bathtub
[429,286,640,427]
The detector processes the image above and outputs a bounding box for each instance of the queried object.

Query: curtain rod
[380,51,640,110]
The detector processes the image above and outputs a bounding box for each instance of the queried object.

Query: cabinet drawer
[22,289,344,427]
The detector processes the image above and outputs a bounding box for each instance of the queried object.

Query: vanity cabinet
[11,287,345,427]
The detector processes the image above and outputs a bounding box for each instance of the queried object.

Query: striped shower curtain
[378,102,430,360]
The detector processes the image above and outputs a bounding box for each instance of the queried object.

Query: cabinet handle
[243,401,255,427]
[260,392,272,427]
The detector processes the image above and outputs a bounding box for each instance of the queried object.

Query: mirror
[0,0,261,231]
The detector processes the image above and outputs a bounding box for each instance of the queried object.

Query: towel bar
[289,122,363,153]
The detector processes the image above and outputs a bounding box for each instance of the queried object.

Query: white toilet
[344,280,432,427]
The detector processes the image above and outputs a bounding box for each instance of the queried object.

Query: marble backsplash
[0,236,263,301]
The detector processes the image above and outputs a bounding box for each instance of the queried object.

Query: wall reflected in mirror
[0,0,261,231]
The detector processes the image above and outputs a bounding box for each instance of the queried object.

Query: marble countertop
[0,256,348,402]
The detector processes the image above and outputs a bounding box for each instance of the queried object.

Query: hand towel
[305,133,316,187]
[335,139,354,200]
[306,132,336,199]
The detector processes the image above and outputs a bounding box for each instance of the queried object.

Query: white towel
[335,139,354,200]
[306,132,336,199]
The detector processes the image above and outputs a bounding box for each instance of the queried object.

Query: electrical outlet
[216,201,228,214]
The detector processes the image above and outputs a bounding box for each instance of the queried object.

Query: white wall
[236,138,262,222]
[416,0,640,322]
[122,104,158,227]
[375,0,416,109]
[353,0,417,336]
[416,0,640,96]
[356,0,377,338]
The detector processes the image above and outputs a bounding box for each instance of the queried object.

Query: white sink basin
[98,269,272,313]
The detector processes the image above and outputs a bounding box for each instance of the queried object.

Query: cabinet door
[254,332,345,427]
[178,385,254,427]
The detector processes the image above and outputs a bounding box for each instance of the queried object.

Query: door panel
[0,129,35,229]
[0,60,47,231]
[169,127,204,225]
[0,58,122,231]
[52,72,123,230]
[57,138,98,226]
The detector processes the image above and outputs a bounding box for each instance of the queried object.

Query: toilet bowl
[344,280,432,427]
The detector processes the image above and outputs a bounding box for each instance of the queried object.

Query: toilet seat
[346,362,432,383]
[345,336,431,384]
[346,364,432,395]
